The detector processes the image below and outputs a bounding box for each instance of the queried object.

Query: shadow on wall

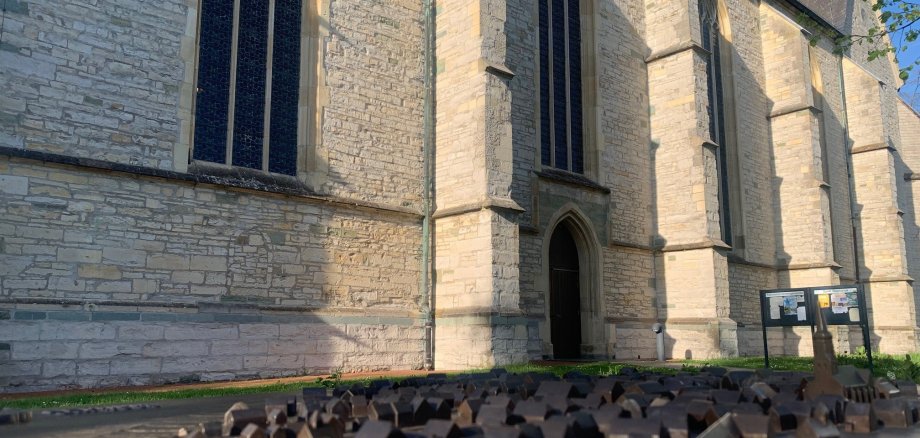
[507,0,657,361]
[0,0,435,390]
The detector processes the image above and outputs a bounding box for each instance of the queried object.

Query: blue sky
[885,5,920,108]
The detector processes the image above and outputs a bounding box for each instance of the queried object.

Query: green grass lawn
[3,353,919,410]
[683,352,920,381]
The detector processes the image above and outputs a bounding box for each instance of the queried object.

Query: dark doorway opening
[549,224,582,359]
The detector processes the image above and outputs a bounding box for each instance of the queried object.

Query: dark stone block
[566,411,600,438]
[710,389,743,405]
[306,412,345,438]
[481,425,523,438]
[421,419,462,438]
[618,397,644,420]
[224,408,268,436]
[602,417,662,438]
[369,402,396,423]
[768,401,811,432]
[538,416,575,438]
[304,388,329,401]
[241,423,267,438]
[476,404,509,427]
[873,398,911,428]
[514,400,552,423]
[352,395,369,418]
[721,371,755,391]
[391,402,414,427]
[326,399,350,420]
[485,395,516,410]
[266,407,288,426]
[730,412,768,438]
[458,399,485,426]
[356,420,405,438]
[842,402,875,433]
[794,418,839,438]
[535,381,576,399]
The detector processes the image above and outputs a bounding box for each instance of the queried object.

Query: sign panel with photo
[761,289,810,327]
[813,286,861,325]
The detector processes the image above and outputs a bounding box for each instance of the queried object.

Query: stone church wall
[0,0,427,392]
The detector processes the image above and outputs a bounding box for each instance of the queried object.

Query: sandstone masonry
[1,0,919,392]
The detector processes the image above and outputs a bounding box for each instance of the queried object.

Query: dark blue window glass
[567,0,583,174]
[193,0,234,164]
[551,0,568,170]
[700,0,732,245]
[713,31,732,245]
[269,0,302,176]
[539,0,551,166]
[232,0,270,171]
[540,0,583,173]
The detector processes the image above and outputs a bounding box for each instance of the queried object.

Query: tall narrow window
[539,0,584,174]
[193,0,302,176]
[699,0,732,245]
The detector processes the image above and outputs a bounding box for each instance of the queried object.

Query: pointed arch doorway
[549,224,582,358]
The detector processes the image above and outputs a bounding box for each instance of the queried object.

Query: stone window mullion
[262,0,276,173]
[226,0,242,166]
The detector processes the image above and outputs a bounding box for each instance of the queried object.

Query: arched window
[539,0,584,174]
[699,0,733,246]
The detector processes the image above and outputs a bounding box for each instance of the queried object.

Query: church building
[1,0,919,391]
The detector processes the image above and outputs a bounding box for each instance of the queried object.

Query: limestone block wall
[897,102,920,330]
[843,58,918,353]
[605,246,657,360]
[761,4,835,271]
[0,0,426,208]
[318,0,425,208]
[0,0,187,169]
[0,0,429,392]
[506,0,656,362]
[2,317,423,393]
[811,43,857,283]
[0,156,425,392]
[645,0,736,358]
[596,0,653,246]
[723,0,774,266]
[0,159,421,308]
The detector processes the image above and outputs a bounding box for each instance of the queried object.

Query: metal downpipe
[420,0,435,370]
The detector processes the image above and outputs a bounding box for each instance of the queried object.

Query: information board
[812,286,863,326]
[759,284,872,371]
[760,289,810,327]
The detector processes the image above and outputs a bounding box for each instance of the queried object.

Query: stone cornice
[779,261,843,271]
[859,275,914,284]
[431,197,525,220]
[850,142,894,155]
[768,103,822,119]
[659,238,731,253]
[645,41,710,64]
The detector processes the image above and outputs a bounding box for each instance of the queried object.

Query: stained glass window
[193,0,234,164]
[539,0,584,174]
[193,0,302,176]
[699,0,733,245]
